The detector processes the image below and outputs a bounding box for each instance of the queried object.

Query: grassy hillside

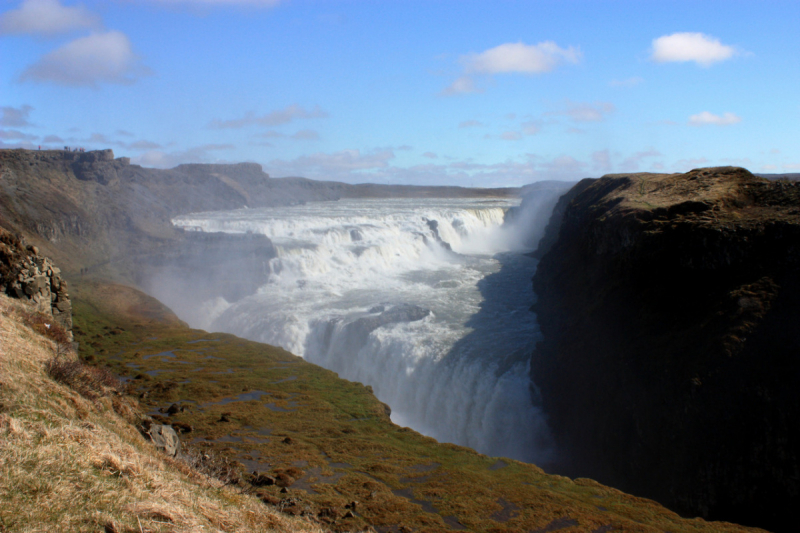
[0,293,324,533]
[63,279,766,533]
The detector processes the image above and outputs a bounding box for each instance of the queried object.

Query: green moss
[70,279,764,533]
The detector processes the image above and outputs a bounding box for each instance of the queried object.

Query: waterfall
[172,193,563,464]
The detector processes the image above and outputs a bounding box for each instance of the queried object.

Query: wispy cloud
[442,41,580,96]
[0,0,100,37]
[209,105,328,129]
[440,75,482,96]
[499,131,522,141]
[463,41,581,75]
[609,76,644,87]
[651,32,739,67]
[144,0,282,6]
[521,120,541,135]
[688,111,741,126]
[0,129,38,141]
[549,100,615,122]
[133,143,235,168]
[620,148,662,171]
[20,31,151,86]
[675,157,710,170]
[458,120,484,128]
[0,105,34,127]
[268,148,395,177]
[422,152,438,159]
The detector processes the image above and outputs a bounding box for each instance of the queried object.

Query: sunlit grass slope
[69,280,767,533]
[0,294,323,533]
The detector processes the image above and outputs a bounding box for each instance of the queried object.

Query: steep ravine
[531,167,800,532]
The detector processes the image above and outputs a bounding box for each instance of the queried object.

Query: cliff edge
[531,166,800,531]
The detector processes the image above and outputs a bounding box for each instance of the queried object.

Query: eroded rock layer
[531,166,800,531]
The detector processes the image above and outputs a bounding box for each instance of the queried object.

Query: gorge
[2,148,796,532]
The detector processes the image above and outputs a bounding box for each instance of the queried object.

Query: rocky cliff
[530,166,800,532]
[0,227,73,339]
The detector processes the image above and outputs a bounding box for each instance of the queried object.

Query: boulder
[147,424,181,457]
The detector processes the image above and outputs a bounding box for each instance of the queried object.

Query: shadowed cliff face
[531,166,800,532]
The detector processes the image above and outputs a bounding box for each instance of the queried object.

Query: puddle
[391,487,438,514]
[238,456,272,473]
[271,375,298,384]
[265,401,299,412]
[204,355,222,360]
[215,435,244,444]
[145,370,169,377]
[125,363,141,369]
[143,351,176,360]
[191,367,206,372]
[213,368,237,374]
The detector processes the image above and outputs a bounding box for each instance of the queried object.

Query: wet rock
[146,424,181,457]
[170,422,192,434]
[250,471,276,486]
[275,472,295,488]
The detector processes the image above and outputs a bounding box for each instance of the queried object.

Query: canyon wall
[531,166,800,531]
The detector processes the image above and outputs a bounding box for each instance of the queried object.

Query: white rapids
[172,194,560,464]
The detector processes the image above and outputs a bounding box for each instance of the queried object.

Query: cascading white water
[173,195,559,464]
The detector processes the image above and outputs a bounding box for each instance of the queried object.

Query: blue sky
[1,0,798,186]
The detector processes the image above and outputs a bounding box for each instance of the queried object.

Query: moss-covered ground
[71,280,765,533]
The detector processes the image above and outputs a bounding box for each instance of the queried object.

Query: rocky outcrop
[530,167,800,532]
[0,228,73,339]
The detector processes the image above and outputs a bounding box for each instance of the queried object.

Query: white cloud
[20,31,150,86]
[442,41,579,96]
[440,76,482,96]
[0,105,34,127]
[210,105,328,128]
[0,0,100,36]
[609,76,644,87]
[550,100,615,122]
[688,111,741,126]
[463,41,581,75]
[0,129,38,140]
[651,32,737,67]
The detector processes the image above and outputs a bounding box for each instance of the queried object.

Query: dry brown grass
[0,295,325,533]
